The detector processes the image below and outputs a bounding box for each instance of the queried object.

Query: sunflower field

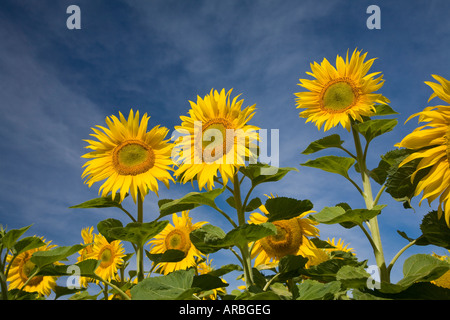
[1,47,450,304]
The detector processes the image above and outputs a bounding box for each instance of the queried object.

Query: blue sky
[1,0,450,291]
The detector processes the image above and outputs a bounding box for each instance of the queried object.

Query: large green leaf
[264,197,314,222]
[31,244,86,269]
[310,205,385,228]
[297,279,342,300]
[277,255,309,281]
[37,259,100,277]
[146,249,186,264]
[1,225,32,249]
[373,104,399,116]
[369,148,411,185]
[239,163,298,187]
[130,269,196,300]
[354,119,398,143]
[11,236,46,256]
[97,218,124,243]
[158,187,225,218]
[190,223,276,254]
[336,265,371,290]
[70,193,124,209]
[397,254,450,288]
[192,274,228,291]
[419,210,450,249]
[301,134,345,155]
[107,221,169,247]
[384,156,431,207]
[301,155,355,180]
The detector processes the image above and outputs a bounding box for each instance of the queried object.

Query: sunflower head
[89,233,126,282]
[81,109,174,203]
[295,48,390,131]
[173,89,259,190]
[147,211,207,275]
[248,199,320,267]
[395,75,450,226]
[6,238,58,296]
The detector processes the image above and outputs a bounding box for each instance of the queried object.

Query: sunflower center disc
[20,257,43,286]
[260,221,302,258]
[322,81,357,111]
[113,140,155,175]
[100,248,113,268]
[165,229,190,255]
[201,118,234,161]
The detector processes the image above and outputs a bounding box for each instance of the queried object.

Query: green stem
[351,125,389,283]
[136,191,144,282]
[387,239,417,276]
[101,278,131,300]
[0,271,8,300]
[233,173,254,288]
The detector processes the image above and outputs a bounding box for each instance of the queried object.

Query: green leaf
[239,163,298,187]
[310,205,385,228]
[370,149,411,185]
[207,264,242,277]
[31,245,86,269]
[297,279,342,300]
[189,224,227,254]
[301,155,355,180]
[336,265,370,289]
[158,187,225,218]
[384,156,431,206]
[69,194,124,209]
[130,269,196,300]
[146,249,186,264]
[37,259,100,277]
[301,134,344,155]
[107,221,169,247]
[192,274,228,291]
[354,119,398,143]
[12,236,46,256]
[2,225,32,249]
[264,197,314,222]
[245,197,262,212]
[222,223,277,248]
[373,104,399,116]
[190,223,276,254]
[277,255,308,281]
[397,254,450,288]
[419,210,450,249]
[97,218,124,243]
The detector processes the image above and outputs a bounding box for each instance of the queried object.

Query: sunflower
[431,252,450,289]
[295,48,390,131]
[395,75,450,226]
[173,89,259,190]
[89,233,126,282]
[147,211,207,275]
[6,238,58,296]
[248,202,320,267]
[326,237,354,254]
[82,109,174,203]
[77,226,95,288]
